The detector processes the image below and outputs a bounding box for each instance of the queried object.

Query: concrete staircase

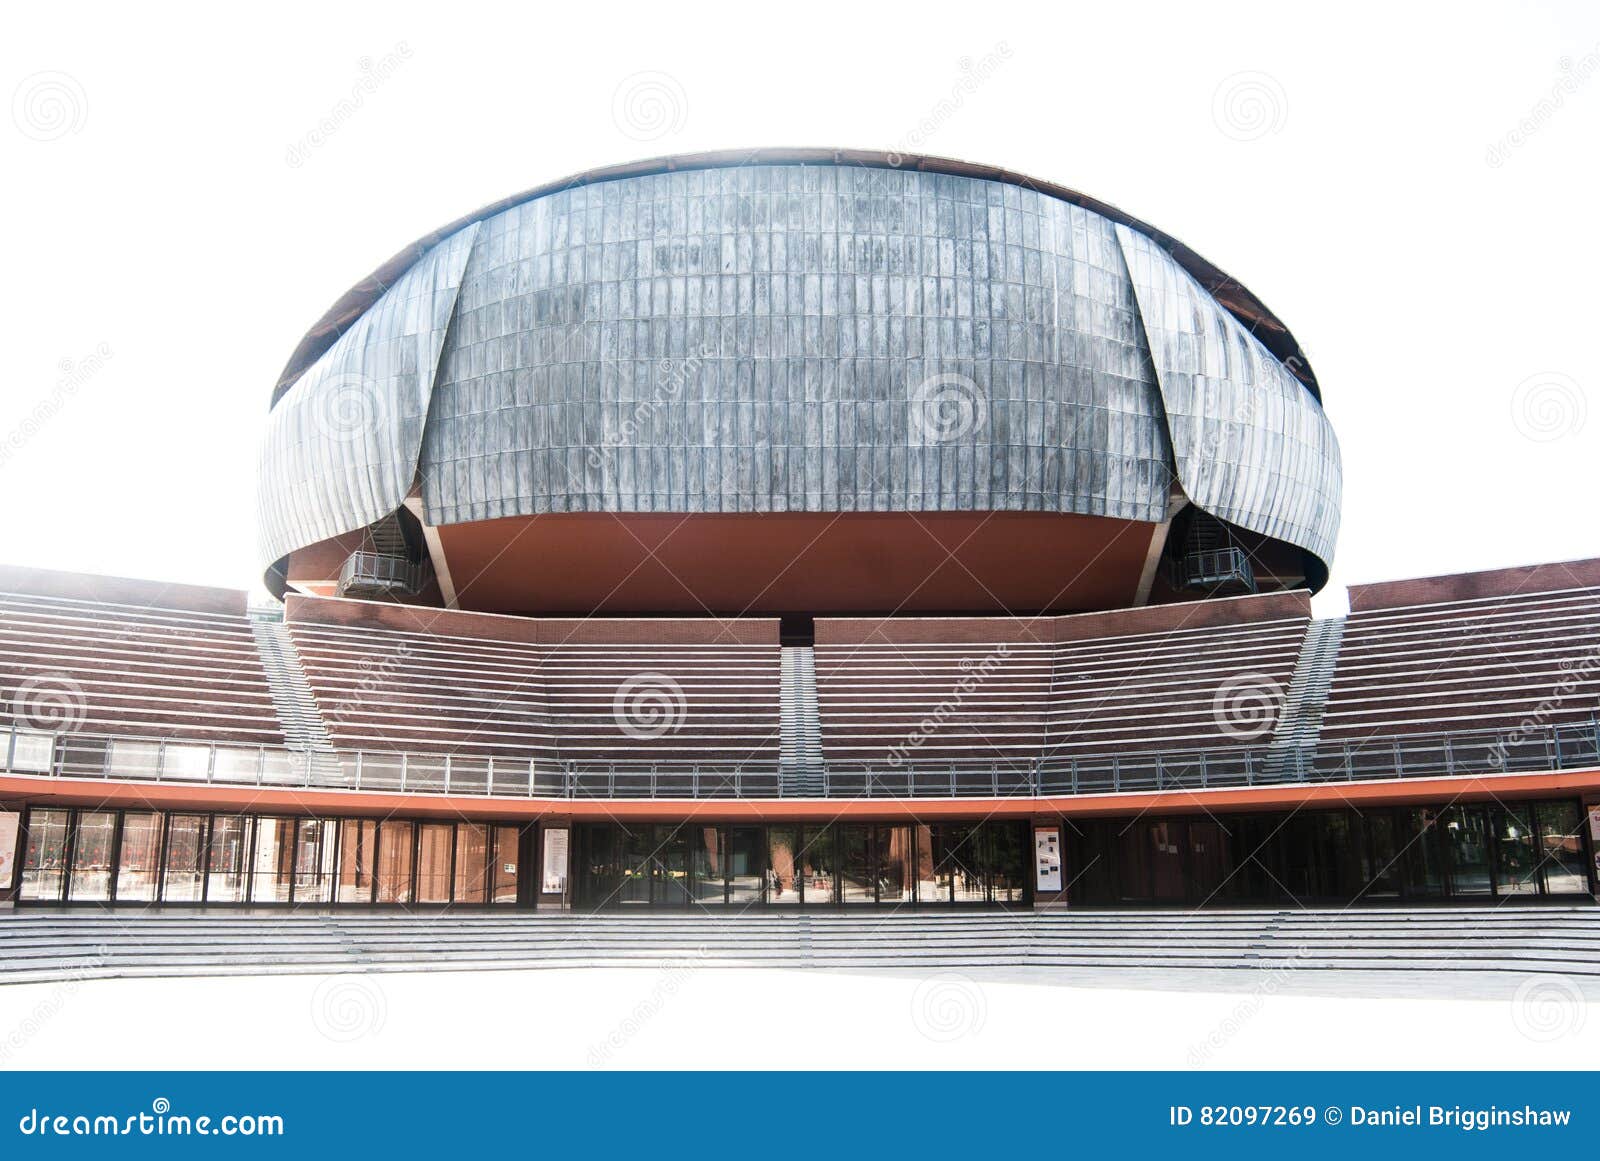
[2,908,1596,985]
[248,608,338,758]
[779,645,824,794]
[1265,616,1346,779]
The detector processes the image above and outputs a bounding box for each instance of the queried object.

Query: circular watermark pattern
[908,372,987,445]
[12,674,87,733]
[1511,975,1586,1042]
[310,373,388,444]
[310,976,387,1043]
[1510,372,1587,443]
[1211,673,1283,741]
[910,972,987,1043]
[611,71,688,142]
[1211,71,1288,142]
[12,71,87,142]
[613,672,687,740]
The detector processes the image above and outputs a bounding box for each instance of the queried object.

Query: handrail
[2,715,1597,801]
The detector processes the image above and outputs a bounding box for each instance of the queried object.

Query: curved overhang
[270,147,1322,406]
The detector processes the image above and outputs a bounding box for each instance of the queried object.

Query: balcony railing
[3,716,1598,801]
[336,551,428,598]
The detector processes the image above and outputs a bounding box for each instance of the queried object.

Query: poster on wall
[1034,826,1062,893]
[0,811,19,891]
[542,828,569,895]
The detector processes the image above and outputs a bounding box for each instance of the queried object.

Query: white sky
[2,0,1596,617]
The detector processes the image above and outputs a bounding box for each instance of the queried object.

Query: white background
[2,0,1597,612]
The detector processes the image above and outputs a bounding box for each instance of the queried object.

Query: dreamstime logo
[285,43,412,168]
[908,372,987,445]
[611,71,688,142]
[11,674,88,733]
[1509,372,1587,443]
[1211,71,1288,142]
[310,976,387,1043]
[1486,45,1600,167]
[12,71,87,142]
[1510,975,1587,1043]
[885,42,1013,165]
[1210,673,1283,741]
[1,341,113,471]
[309,373,388,443]
[910,972,987,1043]
[612,672,687,740]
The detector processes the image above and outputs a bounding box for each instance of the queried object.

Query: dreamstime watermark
[885,43,1013,165]
[11,70,87,142]
[1187,947,1311,1065]
[1509,371,1587,443]
[613,672,688,740]
[1211,71,1288,142]
[285,43,413,168]
[887,644,1010,767]
[11,673,88,734]
[321,640,415,727]
[310,975,387,1043]
[1486,45,1600,167]
[910,971,988,1042]
[1,342,113,471]
[1510,974,1587,1043]
[1486,645,1600,769]
[306,371,389,444]
[0,944,109,1064]
[611,70,688,142]
[587,342,717,470]
[907,372,988,446]
[1210,672,1284,742]
[587,950,708,1064]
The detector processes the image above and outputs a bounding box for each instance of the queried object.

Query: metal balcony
[1168,546,1257,595]
[336,551,428,599]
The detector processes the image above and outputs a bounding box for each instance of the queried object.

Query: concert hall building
[1,150,1595,912]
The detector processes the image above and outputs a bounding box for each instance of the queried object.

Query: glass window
[453,823,488,905]
[491,825,519,904]
[798,825,834,905]
[68,811,116,902]
[250,817,293,903]
[840,824,874,904]
[766,825,800,905]
[19,808,69,903]
[691,826,726,905]
[727,827,764,905]
[1403,808,1446,898]
[619,825,653,905]
[116,812,163,903]
[338,818,377,904]
[1535,801,1589,895]
[656,825,691,906]
[1442,805,1492,897]
[943,824,987,904]
[158,814,206,902]
[376,820,414,903]
[294,819,338,904]
[207,816,249,902]
[417,822,454,904]
[1359,812,1403,900]
[877,825,914,905]
[1493,805,1540,896]
[987,821,1028,904]
[912,824,943,904]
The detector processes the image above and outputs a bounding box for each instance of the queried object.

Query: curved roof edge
[270,147,1322,407]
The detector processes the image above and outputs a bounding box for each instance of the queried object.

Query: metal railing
[336,551,428,598]
[4,716,1598,801]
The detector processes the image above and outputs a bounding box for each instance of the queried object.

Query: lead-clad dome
[258,149,1340,613]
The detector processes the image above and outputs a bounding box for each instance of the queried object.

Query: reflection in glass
[376,820,414,903]
[1536,801,1588,894]
[1360,812,1402,899]
[116,812,163,903]
[250,817,293,903]
[913,824,942,903]
[454,823,488,904]
[691,827,726,906]
[728,827,764,905]
[1442,806,1491,897]
[766,826,799,905]
[207,816,249,902]
[1494,805,1540,896]
[798,825,834,905]
[620,826,653,905]
[338,818,377,904]
[491,825,519,904]
[988,822,1028,904]
[295,818,338,904]
[19,809,69,903]
[840,824,874,904]
[944,825,987,904]
[69,811,116,902]
[1404,809,1446,897]
[417,822,453,904]
[877,826,913,905]
[162,814,207,902]
[657,826,691,906]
